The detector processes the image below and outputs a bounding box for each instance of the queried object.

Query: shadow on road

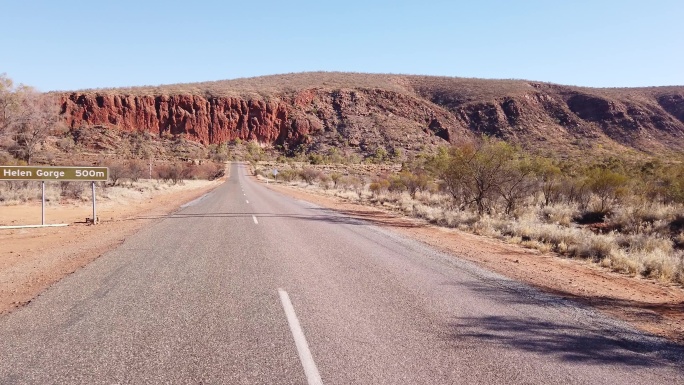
[447,315,684,368]
[123,208,424,228]
[443,279,684,368]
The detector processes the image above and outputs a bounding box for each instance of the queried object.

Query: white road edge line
[278,289,323,385]
[252,215,259,224]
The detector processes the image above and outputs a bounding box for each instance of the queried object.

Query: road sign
[0,166,108,226]
[273,169,278,176]
[0,166,109,181]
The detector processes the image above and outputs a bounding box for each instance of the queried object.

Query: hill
[58,72,684,159]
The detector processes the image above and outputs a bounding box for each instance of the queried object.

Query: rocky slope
[58,73,684,158]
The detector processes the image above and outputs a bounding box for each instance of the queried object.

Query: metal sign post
[92,181,97,224]
[0,166,108,227]
[41,181,45,226]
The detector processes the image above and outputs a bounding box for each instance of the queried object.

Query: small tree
[246,141,263,161]
[587,168,629,212]
[9,90,61,164]
[279,169,298,182]
[330,172,342,188]
[0,74,17,135]
[319,174,332,189]
[437,139,517,214]
[349,176,365,199]
[399,170,429,199]
[532,157,562,206]
[372,147,388,163]
[497,157,537,215]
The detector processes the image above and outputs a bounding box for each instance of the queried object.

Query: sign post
[0,166,109,226]
[41,181,45,226]
[92,181,97,224]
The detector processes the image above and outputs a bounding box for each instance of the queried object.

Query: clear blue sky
[1,0,682,91]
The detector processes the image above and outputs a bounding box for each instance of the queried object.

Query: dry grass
[62,72,529,99]
[0,178,217,207]
[264,161,684,286]
[56,72,684,106]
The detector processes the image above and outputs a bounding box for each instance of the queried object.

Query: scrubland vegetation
[3,69,684,285]
[0,159,225,205]
[253,138,684,286]
[0,178,216,208]
[0,73,226,205]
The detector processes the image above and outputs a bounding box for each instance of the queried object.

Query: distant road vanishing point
[0,163,682,384]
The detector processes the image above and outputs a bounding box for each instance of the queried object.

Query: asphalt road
[0,162,682,384]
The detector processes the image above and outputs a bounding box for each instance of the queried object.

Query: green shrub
[586,168,629,212]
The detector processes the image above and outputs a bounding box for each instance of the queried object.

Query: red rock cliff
[59,88,465,153]
[60,94,299,146]
[58,73,684,157]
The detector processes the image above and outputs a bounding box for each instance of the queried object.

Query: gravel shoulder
[266,182,684,344]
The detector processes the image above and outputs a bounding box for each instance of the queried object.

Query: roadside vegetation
[0,74,226,206]
[0,158,225,205]
[252,137,684,286]
[2,70,683,284]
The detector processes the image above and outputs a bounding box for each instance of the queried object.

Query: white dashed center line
[278,289,323,385]
[252,215,258,224]
[246,200,249,204]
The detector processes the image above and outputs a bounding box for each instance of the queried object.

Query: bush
[59,181,85,199]
[569,235,615,262]
[156,163,185,184]
[586,168,629,212]
[308,153,325,165]
[429,138,521,214]
[399,170,429,199]
[278,169,298,182]
[319,174,332,189]
[128,160,147,182]
[246,141,263,161]
[56,136,76,152]
[299,167,321,185]
[307,149,684,286]
[208,143,230,163]
[183,162,225,180]
[108,162,128,186]
[369,178,390,197]
[330,172,343,188]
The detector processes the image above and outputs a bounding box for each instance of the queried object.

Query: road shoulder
[266,182,684,344]
[0,178,225,315]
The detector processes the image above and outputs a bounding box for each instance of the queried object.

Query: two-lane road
[0,163,682,384]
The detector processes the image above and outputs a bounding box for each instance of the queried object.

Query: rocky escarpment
[60,87,470,155]
[61,94,291,145]
[59,73,684,157]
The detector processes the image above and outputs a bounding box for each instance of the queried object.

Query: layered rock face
[59,74,684,156]
[60,88,468,153]
[60,94,291,145]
